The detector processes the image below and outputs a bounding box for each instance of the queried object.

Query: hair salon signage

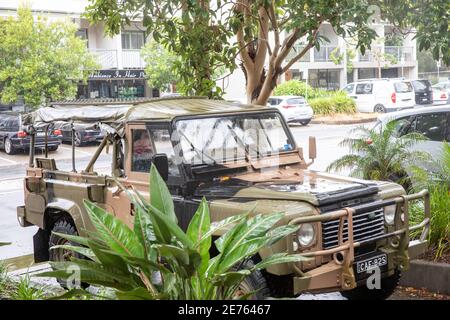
[89,70,145,80]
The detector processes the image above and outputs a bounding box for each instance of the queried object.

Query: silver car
[373,106,450,168]
[267,95,314,125]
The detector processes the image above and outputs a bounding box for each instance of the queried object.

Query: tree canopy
[0,7,98,109]
[85,0,450,104]
[141,41,180,92]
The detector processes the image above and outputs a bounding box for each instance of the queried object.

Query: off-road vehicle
[17,97,430,299]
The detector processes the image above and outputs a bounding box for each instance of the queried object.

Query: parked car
[411,79,433,105]
[267,95,314,125]
[373,106,450,167]
[432,85,449,105]
[57,127,104,147]
[432,81,450,104]
[342,79,415,113]
[0,112,62,155]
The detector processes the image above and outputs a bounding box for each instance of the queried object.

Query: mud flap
[33,228,49,263]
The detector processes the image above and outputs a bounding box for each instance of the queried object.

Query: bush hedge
[273,80,356,115]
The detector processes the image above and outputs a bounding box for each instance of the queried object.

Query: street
[0,123,369,260]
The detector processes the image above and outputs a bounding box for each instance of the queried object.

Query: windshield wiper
[226,124,262,159]
[178,130,217,165]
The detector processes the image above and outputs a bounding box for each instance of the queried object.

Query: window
[394,82,413,93]
[267,98,281,106]
[150,128,180,176]
[75,29,88,47]
[392,117,414,137]
[355,83,373,94]
[411,80,431,92]
[413,113,447,142]
[122,31,145,49]
[131,129,154,172]
[343,83,354,94]
[287,98,305,105]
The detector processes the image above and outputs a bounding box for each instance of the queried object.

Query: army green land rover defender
[17,97,430,299]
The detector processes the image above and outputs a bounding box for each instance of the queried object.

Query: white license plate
[36,132,46,137]
[356,254,387,273]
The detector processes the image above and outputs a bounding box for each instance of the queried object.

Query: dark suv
[0,112,62,155]
[57,126,104,147]
[411,79,433,105]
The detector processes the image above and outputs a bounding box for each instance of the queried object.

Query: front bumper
[289,189,430,294]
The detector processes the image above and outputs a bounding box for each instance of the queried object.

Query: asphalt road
[0,122,370,260]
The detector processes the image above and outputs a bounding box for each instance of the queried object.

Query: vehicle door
[394,81,415,108]
[0,115,6,149]
[354,82,374,112]
[410,112,448,162]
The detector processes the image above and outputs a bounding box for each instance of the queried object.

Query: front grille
[322,208,385,249]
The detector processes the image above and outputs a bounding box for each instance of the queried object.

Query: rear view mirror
[309,136,317,160]
[152,153,169,181]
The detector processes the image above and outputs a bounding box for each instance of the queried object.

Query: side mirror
[309,136,317,160]
[152,153,169,181]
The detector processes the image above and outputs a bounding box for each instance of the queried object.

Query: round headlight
[297,223,315,246]
[384,205,396,225]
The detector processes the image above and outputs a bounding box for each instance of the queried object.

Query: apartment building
[0,0,153,102]
[222,22,418,101]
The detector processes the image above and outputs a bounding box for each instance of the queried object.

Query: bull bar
[288,189,430,293]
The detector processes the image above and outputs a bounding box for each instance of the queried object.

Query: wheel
[4,138,16,155]
[341,270,401,300]
[48,145,58,152]
[232,260,270,300]
[49,219,88,289]
[374,104,386,113]
[300,120,311,126]
[74,131,83,147]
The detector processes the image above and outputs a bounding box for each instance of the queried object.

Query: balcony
[314,46,339,62]
[91,49,146,69]
[358,46,414,63]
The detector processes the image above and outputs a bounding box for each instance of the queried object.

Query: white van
[342,79,415,113]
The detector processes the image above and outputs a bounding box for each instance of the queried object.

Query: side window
[414,113,447,142]
[131,129,154,172]
[343,83,354,94]
[393,117,414,137]
[150,128,180,176]
[355,83,373,94]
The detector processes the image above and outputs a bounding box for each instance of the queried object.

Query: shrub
[308,93,356,115]
[39,165,307,300]
[273,80,355,115]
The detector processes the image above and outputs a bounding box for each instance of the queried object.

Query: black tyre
[48,145,59,152]
[232,260,270,300]
[4,138,16,155]
[341,270,401,300]
[49,219,87,289]
[374,104,386,113]
[300,120,311,126]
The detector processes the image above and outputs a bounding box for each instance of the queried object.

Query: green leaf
[150,164,177,223]
[84,200,145,258]
[133,205,157,262]
[253,253,310,270]
[50,232,90,247]
[211,270,251,287]
[115,287,156,300]
[50,244,99,262]
[154,244,190,265]
[186,197,211,274]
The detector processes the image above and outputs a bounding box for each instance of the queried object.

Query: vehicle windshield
[411,80,431,92]
[174,112,295,165]
[394,82,413,93]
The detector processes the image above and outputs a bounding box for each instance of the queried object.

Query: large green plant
[326,121,429,185]
[38,165,306,299]
[409,142,450,259]
[0,7,98,109]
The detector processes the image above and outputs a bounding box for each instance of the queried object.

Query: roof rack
[48,96,207,107]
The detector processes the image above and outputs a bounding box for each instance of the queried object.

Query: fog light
[297,223,315,246]
[384,204,396,225]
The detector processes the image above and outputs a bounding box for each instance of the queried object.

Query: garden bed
[311,112,378,125]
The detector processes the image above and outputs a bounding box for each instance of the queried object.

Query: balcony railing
[358,46,414,63]
[90,49,146,69]
[314,46,339,62]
